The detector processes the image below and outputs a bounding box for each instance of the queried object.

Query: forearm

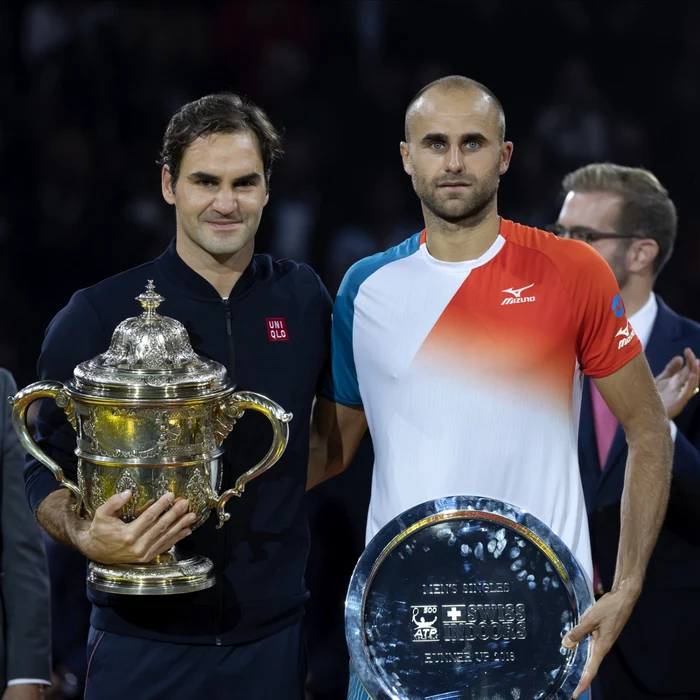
[36,488,89,552]
[307,431,347,490]
[615,418,673,592]
[306,397,367,491]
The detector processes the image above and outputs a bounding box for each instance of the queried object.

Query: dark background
[1,1,699,698]
[2,0,700,387]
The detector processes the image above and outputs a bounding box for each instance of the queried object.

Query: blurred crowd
[2,0,700,389]
[1,1,700,698]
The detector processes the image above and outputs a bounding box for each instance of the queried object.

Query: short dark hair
[158,92,284,189]
[404,75,506,142]
[562,163,677,276]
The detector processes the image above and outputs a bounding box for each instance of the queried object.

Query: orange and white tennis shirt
[331,218,642,580]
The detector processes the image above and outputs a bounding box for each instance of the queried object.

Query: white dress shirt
[628,293,657,349]
[7,678,51,687]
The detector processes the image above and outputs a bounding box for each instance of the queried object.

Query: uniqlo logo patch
[266,318,289,341]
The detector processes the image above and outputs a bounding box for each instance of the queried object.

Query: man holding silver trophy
[309,76,675,700]
[17,93,335,699]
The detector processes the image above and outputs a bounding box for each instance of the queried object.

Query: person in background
[1,367,52,699]
[554,163,700,700]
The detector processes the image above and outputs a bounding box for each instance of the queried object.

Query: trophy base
[87,547,215,595]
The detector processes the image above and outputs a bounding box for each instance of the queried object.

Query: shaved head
[399,75,513,230]
[405,75,506,143]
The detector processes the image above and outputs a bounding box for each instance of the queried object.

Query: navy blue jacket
[25,241,333,645]
[579,296,700,694]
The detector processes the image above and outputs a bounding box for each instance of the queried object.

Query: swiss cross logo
[266,318,289,341]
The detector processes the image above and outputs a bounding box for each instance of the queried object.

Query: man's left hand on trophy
[73,490,196,564]
[562,584,640,699]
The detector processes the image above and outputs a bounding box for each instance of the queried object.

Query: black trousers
[599,644,700,700]
[84,621,306,700]
[42,534,91,691]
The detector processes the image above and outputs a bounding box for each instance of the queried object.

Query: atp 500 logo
[412,605,439,642]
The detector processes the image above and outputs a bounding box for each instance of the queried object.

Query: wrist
[611,574,644,600]
[69,515,92,556]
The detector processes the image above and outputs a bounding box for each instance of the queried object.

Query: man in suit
[554,163,700,700]
[0,368,52,698]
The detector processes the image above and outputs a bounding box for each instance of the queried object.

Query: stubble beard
[413,169,501,227]
[184,218,256,260]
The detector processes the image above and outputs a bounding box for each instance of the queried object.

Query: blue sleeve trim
[331,233,421,407]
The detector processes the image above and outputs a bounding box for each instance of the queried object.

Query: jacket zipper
[224,299,235,381]
[215,298,235,644]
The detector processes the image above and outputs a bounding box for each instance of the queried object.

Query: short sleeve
[572,245,642,378]
[327,234,422,408]
[330,267,363,407]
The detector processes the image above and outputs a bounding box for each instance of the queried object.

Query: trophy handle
[8,381,84,514]
[213,390,292,529]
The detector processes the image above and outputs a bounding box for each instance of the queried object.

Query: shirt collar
[628,293,657,349]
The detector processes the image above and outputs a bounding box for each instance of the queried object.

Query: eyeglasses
[547,223,641,245]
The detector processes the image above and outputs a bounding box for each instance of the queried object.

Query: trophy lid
[70,281,231,400]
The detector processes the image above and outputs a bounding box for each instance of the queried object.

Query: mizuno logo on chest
[501,283,536,305]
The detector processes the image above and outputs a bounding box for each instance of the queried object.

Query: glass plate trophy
[346,496,593,700]
[10,281,292,595]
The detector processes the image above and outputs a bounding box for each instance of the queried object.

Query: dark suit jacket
[579,296,700,695]
[0,369,51,688]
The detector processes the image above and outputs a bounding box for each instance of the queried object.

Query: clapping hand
[655,347,700,419]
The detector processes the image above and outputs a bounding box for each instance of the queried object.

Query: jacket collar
[154,238,259,301]
[644,295,682,375]
[596,294,681,485]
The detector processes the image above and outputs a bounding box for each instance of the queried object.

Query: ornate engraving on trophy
[77,463,86,502]
[185,468,210,515]
[154,471,171,501]
[213,401,242,447]
[80,409,99,453]
[91,471,106,509]
[79,405,218,460]
[116,470,140,520]
[155,411,182,448]
[77,462,106,513]
[179,564,204,577]
[55,389,78,430]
